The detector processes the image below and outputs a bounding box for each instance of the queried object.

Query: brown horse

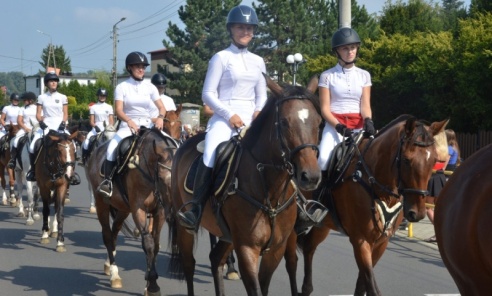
[86,112,181,295]
[434,144,492,295]
[285,115,448,296]
[0,123,20,206]
[169,75,322,296]
[36,130,79,252]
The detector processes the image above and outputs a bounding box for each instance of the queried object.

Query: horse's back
[435,144,492,294]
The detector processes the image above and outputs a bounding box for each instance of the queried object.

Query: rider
[150,73,177,113]
[317,27,375,176]
[96,51,166,202]
[1,93,21,164]
[177,5,268,230]
[81,87,114,164]
[8,92,38,169]
[26,71,70,181]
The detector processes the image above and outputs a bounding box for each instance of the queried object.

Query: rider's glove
[335,123,353,137]
[363,118,376,136]
[58,121,66,131]
[94,126,101,133]
[39,121,48,130]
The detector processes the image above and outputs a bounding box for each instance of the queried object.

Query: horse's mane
[375,114,415,138]
[244,84,320,145]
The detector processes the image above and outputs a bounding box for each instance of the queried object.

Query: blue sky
[1,0,471,76]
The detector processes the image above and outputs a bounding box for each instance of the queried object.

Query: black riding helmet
[96,88,107,96]
[44,71,60,84]
[151,73,167,86]
[331,27,361,65]
[21,92,37,102]
[125,51,149,81]
[226,5,258,31]
[10,93,19,101]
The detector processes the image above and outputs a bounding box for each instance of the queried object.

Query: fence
[456,130,492,160]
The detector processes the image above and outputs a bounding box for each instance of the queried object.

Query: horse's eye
[280,118,289,128]
[403,158,411,165]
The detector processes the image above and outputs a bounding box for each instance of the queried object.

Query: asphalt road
[0,171,460,296]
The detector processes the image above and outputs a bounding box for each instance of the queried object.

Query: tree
[39,44,72,74]
[470,0,492,15]
[162,0,239,104]
[441,0,468,32]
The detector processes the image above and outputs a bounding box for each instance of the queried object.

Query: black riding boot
[8,147,17,169]
[26,152,37,181]
[81,148,89,165]
[178,159,213,230]
[96,160,117,203]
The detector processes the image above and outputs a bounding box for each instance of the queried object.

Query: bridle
[44,140,76,183]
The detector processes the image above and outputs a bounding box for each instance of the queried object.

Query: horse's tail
[109,206,137,238]
[167,212,185,280]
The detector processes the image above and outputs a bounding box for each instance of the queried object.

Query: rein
[43,139,75,183]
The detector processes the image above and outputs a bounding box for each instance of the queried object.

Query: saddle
[14,134,29,169]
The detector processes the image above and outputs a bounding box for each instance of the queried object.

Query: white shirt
[37,91,68,128]
[115,77,160,120]
[90,102,114,129]
[318,63,372,114]
[202,44,267,121]
[19,104,38,129]
[2,104,21,125]
[149,94,176,118]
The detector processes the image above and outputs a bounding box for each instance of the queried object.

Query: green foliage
[0,72,25,105]
[67,96,77,105]
[69,104,89,120]
[39,45,72,73]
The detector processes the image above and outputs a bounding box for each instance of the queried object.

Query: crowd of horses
[1,76,488,296]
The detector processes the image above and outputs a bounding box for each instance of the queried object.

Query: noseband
[45,141,76,182]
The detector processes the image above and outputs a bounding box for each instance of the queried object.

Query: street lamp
[112,17,127,90]
[37,29,56,70]
[286,53,304,85]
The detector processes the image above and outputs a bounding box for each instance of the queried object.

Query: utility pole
[112,17,126,90]
[37,30,56,71]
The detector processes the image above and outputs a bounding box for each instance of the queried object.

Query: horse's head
[374,116,448,222]
[6,123,20,136]
[259,75,322,191]
[163,104,182,141]
[43,131,78,183]
[103,122,117,141]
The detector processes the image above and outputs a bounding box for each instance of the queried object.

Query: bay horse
[0,123,21,206]
[36,130,79,252]
[434,144,492,295]
[285,115,448,296]
[169,75,322,296]
[86,112,181,295]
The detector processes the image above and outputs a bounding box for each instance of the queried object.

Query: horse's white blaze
[63,143,74,176]
[426,149,431,161]
[298,108,309,123]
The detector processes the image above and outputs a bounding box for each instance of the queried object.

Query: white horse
[83,123,117,213]
[15,125,41,225]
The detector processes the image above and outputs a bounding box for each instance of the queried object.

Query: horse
[168,75,322,296]
[434,144,492,295]
[0,123,21,207]
[85,111,181,294]
[284,115,448,296]
[36,130,80,252]
[15,124,42,224]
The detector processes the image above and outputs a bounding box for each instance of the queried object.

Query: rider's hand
[229,114,245,129]
[39,121,48,130]
[335,123,353,137]
[363,118,375,136]
[127,119,139,133]
[94,126,101,133]
[58,121,66,131]
[155,117,163,130]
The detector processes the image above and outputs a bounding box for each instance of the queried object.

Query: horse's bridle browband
[45,141,76,183]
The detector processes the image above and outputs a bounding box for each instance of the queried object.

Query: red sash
[332,113,363,129]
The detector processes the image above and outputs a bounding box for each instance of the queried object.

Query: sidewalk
[395,216,438,250]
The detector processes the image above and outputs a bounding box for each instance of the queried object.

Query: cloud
[74,7,136,24]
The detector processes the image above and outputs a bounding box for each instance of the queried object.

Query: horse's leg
[353,238,388,296]
[176,224,197,296]
[209,239,233,296]
[145,206,165,296]
[40,189,51,244]
[351,239,381,296]
[15,169,25,218]
[8,167,16,206]
[284,230,299,296]
[259,243,289,296]
[300,226,331,296]
[89,183,96,213]
[235,245,262,296]
[225,250,240,280]
[1,167,7,205]
[33,185,41,220]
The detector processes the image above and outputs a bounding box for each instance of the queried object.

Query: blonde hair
[434,129,449,162]
[445,129,461,165]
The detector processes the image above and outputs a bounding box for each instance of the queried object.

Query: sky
[1,0,472,76]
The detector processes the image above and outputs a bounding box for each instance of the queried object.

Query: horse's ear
[263,73,283,96]
[176,103,182,114]
[69,131,78,141]
[306,75,319,94]
[404,117,417,136]
[429,119,449,136]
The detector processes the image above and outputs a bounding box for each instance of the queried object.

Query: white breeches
[83,128,98,150]
[12,129,26,148]
[106,118,151,161]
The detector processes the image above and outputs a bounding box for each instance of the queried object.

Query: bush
[69,104,89,120]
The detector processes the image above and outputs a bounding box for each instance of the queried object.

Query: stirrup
[26,171,36,182]
[69,172,81,185]
[177,201,203,231]
[301,199,328,224]
[8,160,15,169]
[97,179,113,200]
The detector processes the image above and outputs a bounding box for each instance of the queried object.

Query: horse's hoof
[56,245,67,253]
[111,278,122,289]
[133,228,141,238]
[65,198,70,204]
[104,264,111,276]
[33,213,40,220]
[226,271,240,280]
[40,238,50,244]
[17,211,26,218]
[89,206,96,214]
[144,287,161,296]
[26,219,34,226]
[50,232,58,238]
[2,199,7,206]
